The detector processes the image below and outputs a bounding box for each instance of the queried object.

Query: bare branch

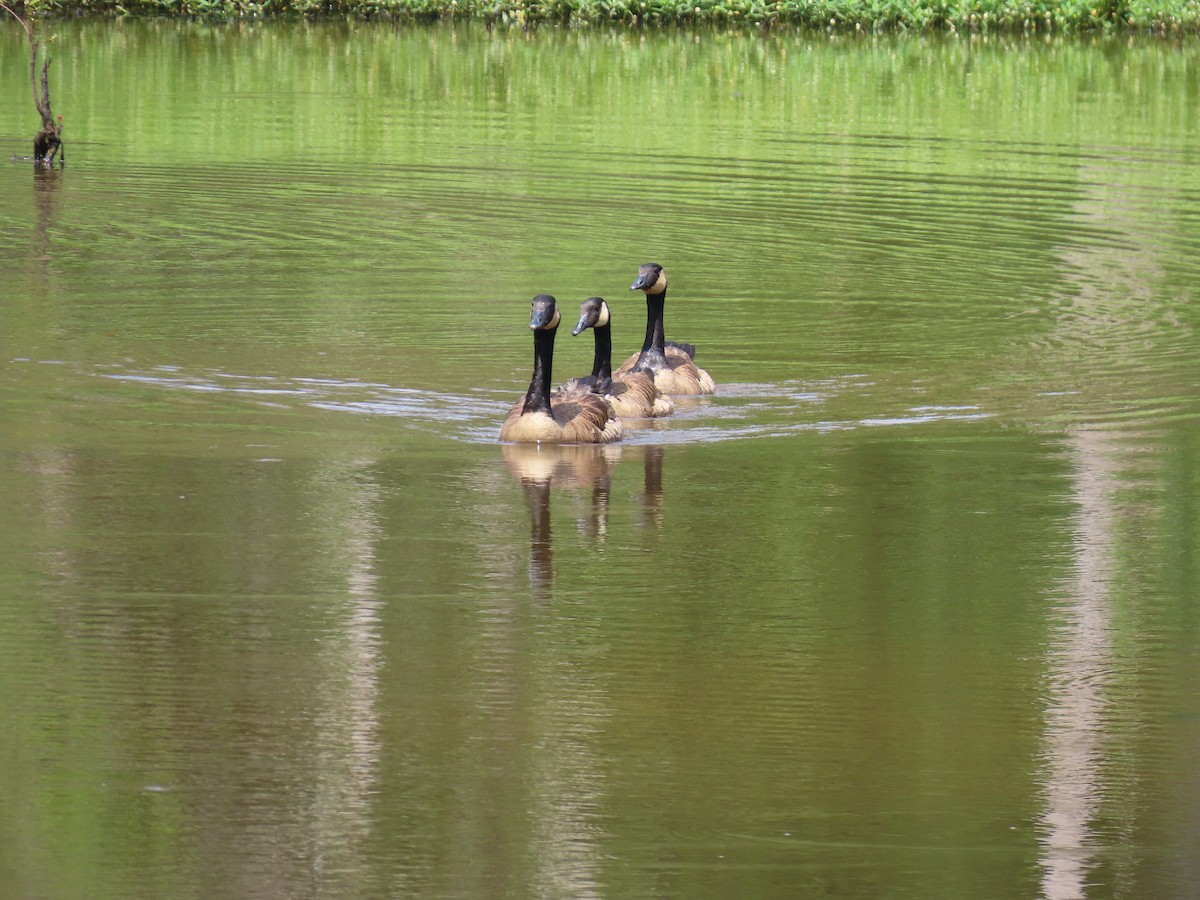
[38,57,54,128]
[0,2,34,40]
[4,1,64,163]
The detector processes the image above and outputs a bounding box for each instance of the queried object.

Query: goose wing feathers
[665,340,697,360]
[615,349,714,396]
[551,387,623,443]
[607,371,675,418]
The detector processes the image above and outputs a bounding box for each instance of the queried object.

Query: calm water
[2,20,1199,899]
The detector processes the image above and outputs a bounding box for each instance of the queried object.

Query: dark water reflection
[2,19,1200,900]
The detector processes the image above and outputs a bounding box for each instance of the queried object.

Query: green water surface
[2,21,1199,899]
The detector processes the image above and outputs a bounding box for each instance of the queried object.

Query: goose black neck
[636,290,667,368]
[590,322,613,382]
[522,326,557,415]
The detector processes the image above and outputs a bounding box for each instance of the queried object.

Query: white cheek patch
[649,271,668,294]
[548,309,561,329]
[597,302,610,327]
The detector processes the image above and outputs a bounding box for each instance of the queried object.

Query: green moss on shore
[9,0,1200,32]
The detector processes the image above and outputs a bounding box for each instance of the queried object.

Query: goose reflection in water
[502,444,670,593]
[637,445,665,531]
[502,443,622,591]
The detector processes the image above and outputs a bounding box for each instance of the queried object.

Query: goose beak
[630,264,665,292]
[572,312,591,336]
[529,295,558,329]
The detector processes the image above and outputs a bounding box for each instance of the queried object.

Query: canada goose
[499,294,624,444]
[617,263,715,395]
[569,297,675,418]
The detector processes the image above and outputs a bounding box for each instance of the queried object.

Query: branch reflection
[32,164,61,266]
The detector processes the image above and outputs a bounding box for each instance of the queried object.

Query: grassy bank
[8,0,1200,32]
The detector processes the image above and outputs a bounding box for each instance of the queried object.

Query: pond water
[2,19,1199,898]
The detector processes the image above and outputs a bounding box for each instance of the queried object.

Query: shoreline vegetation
[4,0,1200,33]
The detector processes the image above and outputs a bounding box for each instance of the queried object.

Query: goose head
[630,263,667,295]
[529,294,561,330]
[572,297,611,335]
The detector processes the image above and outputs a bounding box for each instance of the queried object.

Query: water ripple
[91,363,991,445]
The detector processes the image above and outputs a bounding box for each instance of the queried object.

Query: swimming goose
[499,294,624,444]
[570,297,675,418]
[616,263,715,395]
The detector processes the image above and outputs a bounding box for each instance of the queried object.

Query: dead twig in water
[1,1,64,166]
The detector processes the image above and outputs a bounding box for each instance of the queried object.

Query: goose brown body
[570,297,674,419]
[615,346,714,396]
[499,393,621,444]
[596,372,674,419]
[499,295,623,445]
[616,264,715,395]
